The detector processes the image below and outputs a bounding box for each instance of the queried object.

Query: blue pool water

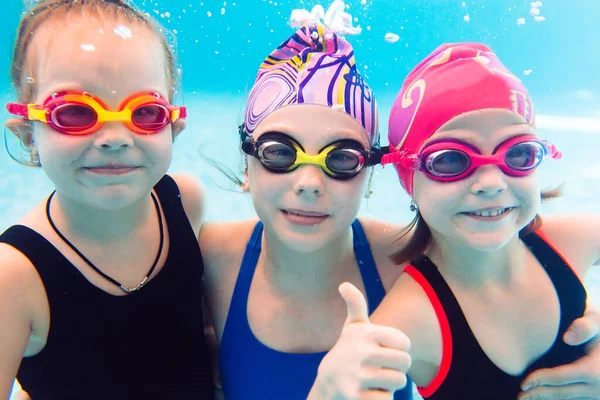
[2,1,600,399]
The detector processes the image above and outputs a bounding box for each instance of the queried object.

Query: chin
[91,185,149,210]
[456,229,520,252]
[286,232,333,253]
[271,223,336,253]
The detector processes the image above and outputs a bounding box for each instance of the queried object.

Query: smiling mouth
[86,165,137,169]
[462,207,516,217]
[282,209,329,218]
[83,166,139,174]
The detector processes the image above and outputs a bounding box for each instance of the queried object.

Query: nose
[469,164,508,196]
[93,123,134,151]
[292,165,325,197]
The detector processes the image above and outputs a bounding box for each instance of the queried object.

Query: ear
[241,163,250,193]
[5,118,34,147]
[171,119,186,139]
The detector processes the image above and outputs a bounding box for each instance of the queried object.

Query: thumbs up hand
[308,282,412,400]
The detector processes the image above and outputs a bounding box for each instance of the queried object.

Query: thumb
[563,314,600,346]
[339,282,370,326]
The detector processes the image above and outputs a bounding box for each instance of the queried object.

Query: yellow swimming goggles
[7,90,186,135]
[240,128,384,180]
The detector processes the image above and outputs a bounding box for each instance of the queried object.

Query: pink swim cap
[386,42,535,196]
[243,24,379,146]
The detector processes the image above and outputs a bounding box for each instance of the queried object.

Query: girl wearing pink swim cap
[314,43,600,399]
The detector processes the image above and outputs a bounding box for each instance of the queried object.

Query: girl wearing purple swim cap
[199,24,413,400]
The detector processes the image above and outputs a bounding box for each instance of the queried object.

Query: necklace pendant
[120,277,149,294]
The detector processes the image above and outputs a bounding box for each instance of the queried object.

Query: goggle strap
[240,138,255,155]
[544,142,562,160]
[6,103,29,118]
[366,147,385,166]
[381,151,418,169]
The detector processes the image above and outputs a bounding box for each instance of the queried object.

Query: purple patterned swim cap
[243,24,379,146]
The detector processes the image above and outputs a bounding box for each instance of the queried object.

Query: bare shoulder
[199,219,259,339]
[358,218,413,291]
[199,219,260,298]
[199,219,259,269]
[169,173,206,237]
[370,271,442,380]
[0,242,42,310]
[537,213,600,276]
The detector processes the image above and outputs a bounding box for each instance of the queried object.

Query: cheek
[247,162,286,201]
[147,135,173,164]
[413,173,462,208]
[34,129,81,161]
[329,174,368,214]
[413,174,467,228]
[514,175,542,215]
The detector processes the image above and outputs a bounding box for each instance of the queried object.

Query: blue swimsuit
[219,219,412,399]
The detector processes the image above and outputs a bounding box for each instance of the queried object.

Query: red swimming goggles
[381,135,562,182]
[6,91,186,135]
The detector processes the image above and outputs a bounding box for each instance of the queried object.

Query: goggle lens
[258,141,297,170]
[326,148,362,172]
[131,104,170,129]
[52,103,97,131]
[504,141,544,170]
[427,149,471,177]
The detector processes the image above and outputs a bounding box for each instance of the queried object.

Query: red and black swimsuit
[405,230,587,399]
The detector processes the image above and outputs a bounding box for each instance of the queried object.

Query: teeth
[469,207,513,217]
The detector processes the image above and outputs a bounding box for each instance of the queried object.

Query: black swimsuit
[0,175,214,400]
[405,231,586,399]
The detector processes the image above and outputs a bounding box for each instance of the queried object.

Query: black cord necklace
[45,191,165,294]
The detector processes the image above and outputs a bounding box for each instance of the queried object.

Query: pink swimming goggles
[381,134,561,183]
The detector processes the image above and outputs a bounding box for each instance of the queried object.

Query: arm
[536,214,600,278]
[199,221,256,397]
[0,246,37,399]
[169,173,206,237]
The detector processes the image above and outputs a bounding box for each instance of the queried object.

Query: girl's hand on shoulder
[519,305,600,399]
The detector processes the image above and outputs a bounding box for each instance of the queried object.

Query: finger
[371,325,411,352]
[358,390,395,400]
[564,315,600,346]
[359,368,408,392]
[339,282,370,325]
[522,364,589,391]
[364,348,412,372]
[518,383,594,400]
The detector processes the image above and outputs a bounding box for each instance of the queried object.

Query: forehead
[253,104,370,148]
[29,14,169,103]
[426,109,535,147]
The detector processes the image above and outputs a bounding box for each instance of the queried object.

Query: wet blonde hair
[10,0,179,103]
